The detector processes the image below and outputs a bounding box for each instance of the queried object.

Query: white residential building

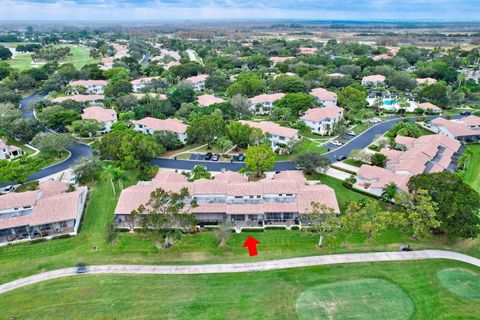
[239,120,299,151]
[134,117,188,143]
[361,75,386,86]
[185,74,209,91]
[309,88,338,107]
[0,181,88,246]
[81,106,118,133]
[0,139,22,160]
[249,93,285,115]
[131,77,160,93]
[52,94,105,105]
[301,106,344,135]
[69,80,108,94]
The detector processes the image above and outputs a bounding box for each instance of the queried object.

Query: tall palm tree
[112,167,127,192]
[101,164,118,199]
[382,182,398,210]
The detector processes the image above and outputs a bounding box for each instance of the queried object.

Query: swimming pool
[383,99,395,105]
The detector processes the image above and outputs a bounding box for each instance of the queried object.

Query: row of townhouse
[355,133,463,196]
[134,117,189,143]
[0,181,88,246]
[431,115,480,143]
[0,139,22,160]
[69,77,161,95]
[114,170,340,230]
[238,120,300,151]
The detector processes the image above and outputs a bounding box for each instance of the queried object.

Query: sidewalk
[1,250,478,294]
[324,167,351,181]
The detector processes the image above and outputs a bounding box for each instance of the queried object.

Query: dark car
[211,154,220,161]
[338,155,347,161]
[460,111,472,116]
[237,154,245,161]
[76,263,87,273]
[204,152,213,160]
[400,245,413,252]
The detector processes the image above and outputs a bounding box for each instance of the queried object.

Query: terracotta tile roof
[269,56,293,64]
[362,75,386,82]
[0,191,38,211]
[70,80,107,86]
[416,78,437,85]
[192,180,227,195]
[131,77,160,85]
[260,180,298,195]
[52,95,104,103]
[272,170,306,182]
[301,106,344,122]
[372,54,392,61]
[185,74,209,83]
[81,106,117,122]
[250,93,285,105]
[432,117,478,137]
[357,165,410,191]
[214,171,247,183]
[395,135,416,148]
[152,171,187,183]
[310,88,337,101]
[0,184,85,230]
[299,47,318,54]
[461,115,480,127]
[197,94,225,107]
[297,185,340,213]
[418,102,441,111]
[135,117,188,134]
[238,120,298,138]
[132,93,167,100]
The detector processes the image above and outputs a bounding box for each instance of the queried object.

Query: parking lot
[188,153,246,162]
[189,153,206,161]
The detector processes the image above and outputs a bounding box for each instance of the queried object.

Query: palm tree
[382,182,398,209]
[101,164,118,199]
[112,167,127,192]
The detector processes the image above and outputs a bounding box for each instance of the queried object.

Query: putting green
[437,268,480,300]
[296,278,414,320]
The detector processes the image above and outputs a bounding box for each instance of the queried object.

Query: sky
[0,0,479,21]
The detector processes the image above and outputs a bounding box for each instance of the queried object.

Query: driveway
[0,250,478,294]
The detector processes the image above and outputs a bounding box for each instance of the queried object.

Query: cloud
[0,0,479,21]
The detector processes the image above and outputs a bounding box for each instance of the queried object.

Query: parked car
[337,155,347,161]
[400,245,413,252]
[460,110,471,116]
[347,131,356,136]
[204,152,213,160]
[237,154,245,161]
[211,154,220,161]
[69,174,77,184]
[75,263,87,273]
[369,118,382,124]
[331,140,343,146]
[0,185,16,194]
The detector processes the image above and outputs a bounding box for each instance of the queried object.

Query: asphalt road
[19,92,92,182]
[0,249,478,294]
[18,91,465,176]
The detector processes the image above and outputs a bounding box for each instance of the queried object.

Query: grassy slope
[463,144,480,193]
[0,171,478,286]
[0,260,478,319]
[8,44,99,70]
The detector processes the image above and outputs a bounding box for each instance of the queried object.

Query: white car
[369,118,382,124]
[331,140,343,146]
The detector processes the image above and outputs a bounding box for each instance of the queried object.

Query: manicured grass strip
[0,260,478,319]
[437,268,480,300]
[462,144,480,193]
[296,278,414,320]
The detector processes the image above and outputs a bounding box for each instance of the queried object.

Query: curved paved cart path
[0,250,478,294]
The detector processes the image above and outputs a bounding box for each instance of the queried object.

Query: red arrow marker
[243,236,260,256]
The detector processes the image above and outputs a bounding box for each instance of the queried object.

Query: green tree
[394,189,440,239]
[215,221,233,247]
[227,122,262,149]
[104,79,133,97]
[73,157,102,183]
[189,164,211,181]
[168,85,196,108]
[0,46,12,60]
[370,153,387,168]
[135,187,197,248]
[408,172,480,239]
[154,130,182,150]
[381,182,398,207]
[302,203,340,247]
[272,75,307,93]
[31,132,74,153]
[226,73,265,97]
[293,152,331,175]
[68,119,102,137]
[275,92,315,117]
[245,145,275,177]
[186,112,226,149]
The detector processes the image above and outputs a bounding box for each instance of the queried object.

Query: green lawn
[8,44,99,70]
[294,138,327,155]
[343,158,366,167]
[462,144,480,193]
[0,260,478,319]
